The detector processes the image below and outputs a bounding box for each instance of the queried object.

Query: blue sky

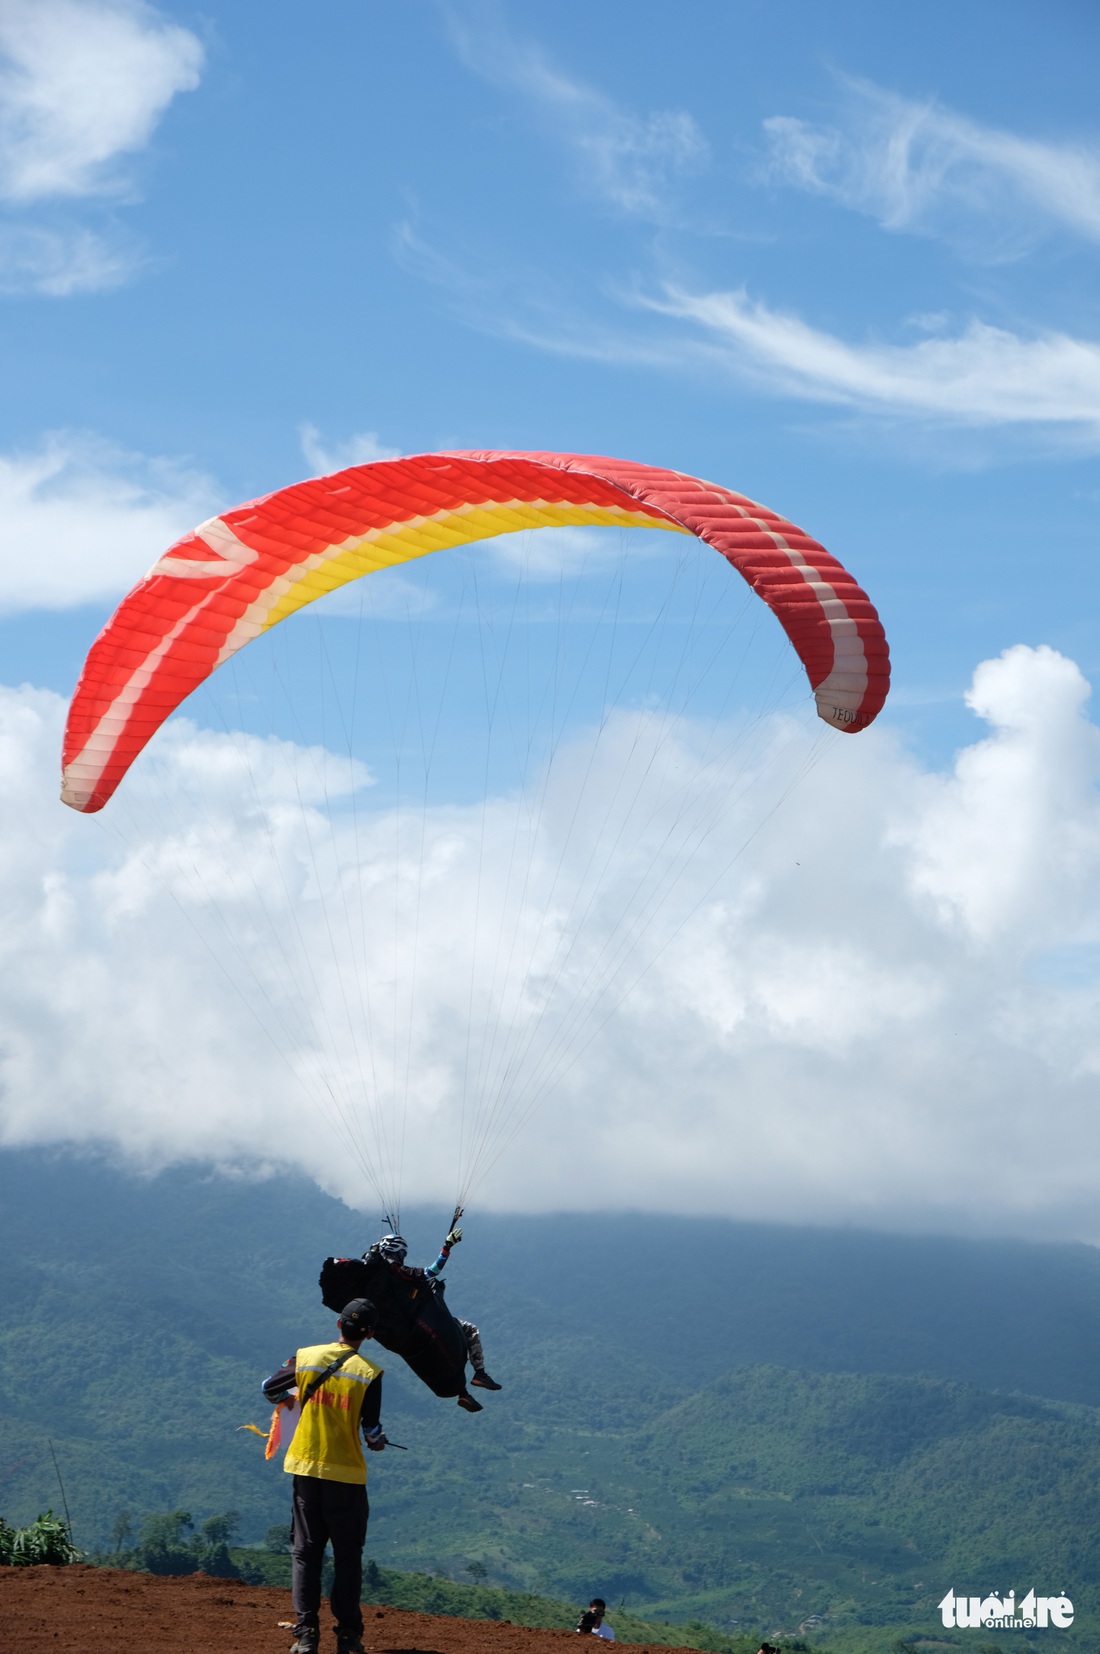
[1,1,1099,752]
[2,1,1100,1235]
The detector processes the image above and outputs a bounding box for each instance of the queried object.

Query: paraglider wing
[60,450,889,813]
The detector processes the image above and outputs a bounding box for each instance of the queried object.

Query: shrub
[0,1511,79,1565]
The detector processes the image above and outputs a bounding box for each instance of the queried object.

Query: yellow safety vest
[284,1341,384,1485]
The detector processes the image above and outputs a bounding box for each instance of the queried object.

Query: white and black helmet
[378,1233,408,1265]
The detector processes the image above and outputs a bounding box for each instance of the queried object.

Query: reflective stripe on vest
[283,1341,384,1485]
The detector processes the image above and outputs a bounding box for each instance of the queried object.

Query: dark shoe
[457,1392,483,1412]
[289,1630,319,1654]
[471,1371,501,1390]
[336,1638,367,1654]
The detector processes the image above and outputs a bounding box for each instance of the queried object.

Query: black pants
[291,1474,369,1638]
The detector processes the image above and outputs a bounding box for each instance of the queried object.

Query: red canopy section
[61,450,889,812]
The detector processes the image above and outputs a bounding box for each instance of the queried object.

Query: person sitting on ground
[368,1228,502,1410]
[576,1599,615,1639]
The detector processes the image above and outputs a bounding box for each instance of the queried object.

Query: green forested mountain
[360,1364,1100,1643]
[2,1150,1098,1648]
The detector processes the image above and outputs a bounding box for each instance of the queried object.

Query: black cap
[338,1297,377,1338]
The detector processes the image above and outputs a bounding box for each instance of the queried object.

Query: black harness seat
[319,1251,468,1398]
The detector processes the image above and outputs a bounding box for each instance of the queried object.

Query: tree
[110,1510,133,1556]
[194,1512,242,1579]
[199,1512,240,1548]
[130,1509,241,1580]
[133,1509,197,1576]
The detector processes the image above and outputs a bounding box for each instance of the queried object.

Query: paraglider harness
[319,1210,469,1399]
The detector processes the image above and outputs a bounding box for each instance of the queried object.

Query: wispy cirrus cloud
[402,42,1100,449]
[647,285,1100,433]
[392,218,674,369]
[392,219,1100,441]
[488,524,667,582]
[440,2,708,221]
[762,76,1100,256]
[0,220,139,295]
[0,0,204,294]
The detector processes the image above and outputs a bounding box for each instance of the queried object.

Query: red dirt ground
[2,1566,696,1654]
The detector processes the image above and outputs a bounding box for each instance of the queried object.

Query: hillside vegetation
[2,1151,1098,1649]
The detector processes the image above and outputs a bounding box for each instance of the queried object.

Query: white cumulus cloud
[8,645,1100,1240]
[896,646,1100,943]
[0,0,203,203]
[0,432,218,611]
[0,0,203,294]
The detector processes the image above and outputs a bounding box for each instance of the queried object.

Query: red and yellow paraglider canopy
[61,450,889,812]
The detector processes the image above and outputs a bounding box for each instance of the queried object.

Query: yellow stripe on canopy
[256,499,687,635]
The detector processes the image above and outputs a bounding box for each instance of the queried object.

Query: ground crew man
[263,1297,387,1654]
